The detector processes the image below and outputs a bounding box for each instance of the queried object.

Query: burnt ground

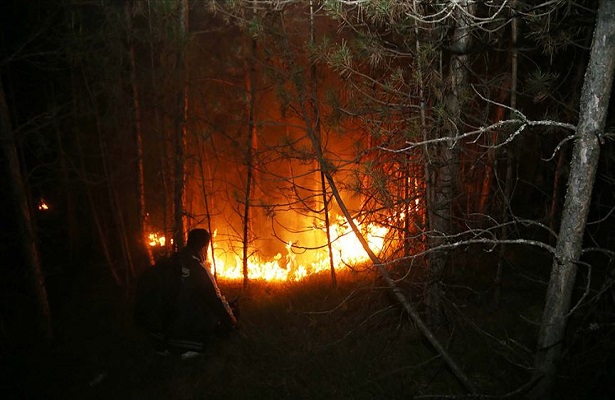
[3,246,615,400]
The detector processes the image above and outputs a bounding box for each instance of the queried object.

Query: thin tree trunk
[0,78,52,342]
[147,0,172,254]
[309,0,336,288]
[402,154,412,258]
[548,148,566,240]
[81,172,122,286]
[75,128,121,286]
[55,119,78,265]
[495,1,519,306]
[69,58,122,285]
[126,0,153,266]
[93,101,134,284]
[320,169,336,287]
[79,58,134,284]
[412,0,430,255]
[242,80,256,289]
[174,0,189,250]
[494,147,513,307]
[242,5,258,289]
[86,195,122,286]
[242,124,254,289]
[89,0,135,287]
[479,81,510,219]
[427,0,473,325]
[197,146,217,277]
[532,1,615,397]
[111,183,136,285]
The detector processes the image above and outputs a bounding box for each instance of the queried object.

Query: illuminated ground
[4,254,614,400]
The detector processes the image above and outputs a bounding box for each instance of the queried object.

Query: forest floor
[4,246,615,400]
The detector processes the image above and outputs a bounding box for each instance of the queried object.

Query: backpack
[133,253,182,335]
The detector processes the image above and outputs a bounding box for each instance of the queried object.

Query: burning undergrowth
[147,213,399,284]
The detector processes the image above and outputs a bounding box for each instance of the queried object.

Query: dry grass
[4,255,614,399]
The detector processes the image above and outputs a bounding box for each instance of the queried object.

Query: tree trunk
[197,139,217,277]
[55,121,78,265]
[308,0,336,288]
[147,0,173,254]
[320,169,336,288]
[427,0,473,325]
[126,0,153,267]
[173,0,189,250]
[0,78,52,342]
[479,80,510,219]
[241,114,256,289]
[242,2,258,289]
[548,147,566,240]
[81,174,122,286]
[411,0,430,256]
[90,93,134,284]
[532,1,615,397]
[547,54,588,245]
[69,58,122,285]
[495,0,519,307]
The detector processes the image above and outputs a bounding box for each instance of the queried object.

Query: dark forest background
[1,0,615,399]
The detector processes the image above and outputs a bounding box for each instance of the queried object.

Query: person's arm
[196,262,237,328]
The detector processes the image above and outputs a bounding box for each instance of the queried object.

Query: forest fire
[3,0,613,397]
[148,216,388,282]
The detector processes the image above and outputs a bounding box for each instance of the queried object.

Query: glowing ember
[37,198,49,211]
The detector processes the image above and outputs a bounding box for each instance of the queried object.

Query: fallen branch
[302,103,476,394]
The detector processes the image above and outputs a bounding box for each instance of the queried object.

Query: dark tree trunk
[532,1,615,397]
[494,0,519,307]
[0,79,52,342]
[427,0,473,325]
[242,7,258,290]
[309,0,336,288]
[174,0,189,250]
[126,0,153,267]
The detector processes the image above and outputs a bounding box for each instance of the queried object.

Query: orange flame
[147,216,388,282]
[37,198,49,211]
[148,232,166,247]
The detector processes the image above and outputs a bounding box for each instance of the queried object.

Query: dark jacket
[168,247,236,350]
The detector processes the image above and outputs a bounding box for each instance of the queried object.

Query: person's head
[186,229,210,252]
